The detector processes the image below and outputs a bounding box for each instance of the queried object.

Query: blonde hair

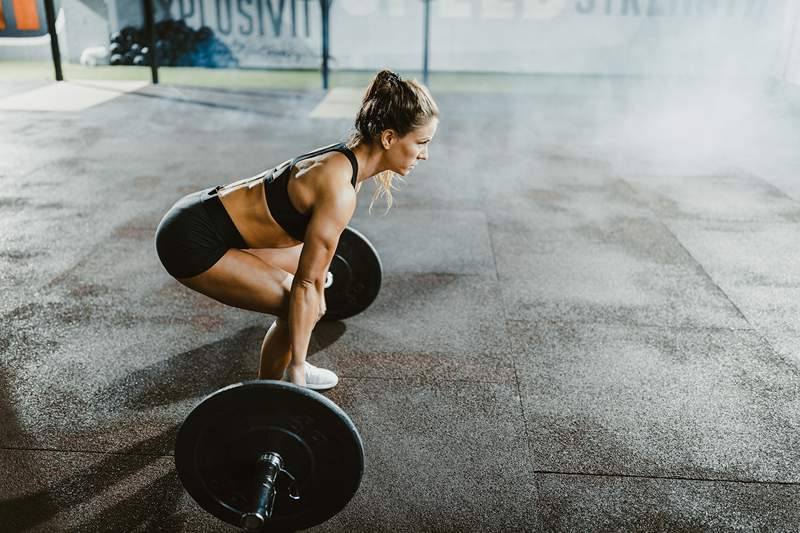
[346,69,439,212]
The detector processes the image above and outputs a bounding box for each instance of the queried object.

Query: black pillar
[142,0,159,83]
[422,0,431,85]
[320,0,331,90]
[43,0,63,81]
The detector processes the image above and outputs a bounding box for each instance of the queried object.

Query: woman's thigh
[178,248,294,317]
[246,243,303,275]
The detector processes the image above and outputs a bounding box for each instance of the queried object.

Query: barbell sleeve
[240,453,284,530]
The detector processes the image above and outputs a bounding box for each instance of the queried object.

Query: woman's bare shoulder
[306,151,356,190]
[324,150,356,178]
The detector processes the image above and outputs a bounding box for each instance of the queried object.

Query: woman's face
[383,118,439,176]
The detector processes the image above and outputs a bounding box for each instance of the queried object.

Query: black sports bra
[263,142,358,242]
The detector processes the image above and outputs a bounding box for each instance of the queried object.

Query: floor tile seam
[657,215,800,225]
[381,270,496,279]
[596,179,750,327]
[0,109,60,116]
[505,325,540,510]
[364,206,493,215]
[621,178,790,375]
[485,208,502,284]
[0,445,172,458]
[125,89,288,118]
[503,317,756,334]
[492,227,800,262]
[612,176,800,225]
[339,374,513,385]
[488,206,541,506]
[149,85,318,100]
[750,173,800,206]
[148,452,181,531]
[491,229,800,252]
[630,204,800,230]
[615,175,800,218]
[533,468,800,487]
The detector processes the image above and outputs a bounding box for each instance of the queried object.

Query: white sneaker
[283,361,339,391]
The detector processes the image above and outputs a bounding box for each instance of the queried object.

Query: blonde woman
[155,70,439,390]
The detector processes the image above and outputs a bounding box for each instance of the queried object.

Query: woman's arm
[286,182,356,379]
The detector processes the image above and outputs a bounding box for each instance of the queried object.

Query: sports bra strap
[269,142,358,186]
[338,146,360,187]
[289,142,343,167]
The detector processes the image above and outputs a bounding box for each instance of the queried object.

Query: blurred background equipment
[106,20,236,69]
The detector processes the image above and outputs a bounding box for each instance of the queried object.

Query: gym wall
[1,0,798,82]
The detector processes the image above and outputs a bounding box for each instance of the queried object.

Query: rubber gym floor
[2,71,800,531]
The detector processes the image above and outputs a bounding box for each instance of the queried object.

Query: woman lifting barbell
[155,69,439,390]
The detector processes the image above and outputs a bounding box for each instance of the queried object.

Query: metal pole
[782,2,800,82]
[422,0,431,85]
[142,0,159,84]
[43,0,63,81]
[320,0,330,90]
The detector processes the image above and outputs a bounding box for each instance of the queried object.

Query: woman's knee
[275,274,325,323]
[274,273,293,320]
[318,290,326,322]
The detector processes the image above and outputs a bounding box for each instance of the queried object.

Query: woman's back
[218,146,357,248]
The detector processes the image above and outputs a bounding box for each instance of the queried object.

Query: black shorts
[155,187,247,278]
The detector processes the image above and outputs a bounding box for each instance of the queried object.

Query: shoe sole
[304,380,339,391]
[281,366,339,390]
[281,376,339,391]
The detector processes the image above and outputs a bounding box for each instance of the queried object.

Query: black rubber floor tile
[312,273,516,383]
[763,173,800,203]
[487,177,650,245]
[630,173,800,223]
[666,219,800,296]
[0,201,267,454]
[0,447,172,532]
[492,216,747,328]
[317,378,539,532]
[711,285,800,366]
[749,325,800,368]
[3,78,799,533]
[0,315,264,452]
[486,175,747,328]
[0,218,265,452]
[487,154,619,204]
[0,139,57,180]
[0,81,53,99]
[350,208,496,277]
[148,465,240,533]
[352,156,492,212]
[131,84,323,119]
[510,320,800,482]
[667,219,800,362]
[536,473,800,531]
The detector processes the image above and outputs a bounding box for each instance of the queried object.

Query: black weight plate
[175,381,364,532]
[323,226,382,321]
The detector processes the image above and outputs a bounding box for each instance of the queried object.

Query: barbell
[175,380,364,531]
[173,227,378,529]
